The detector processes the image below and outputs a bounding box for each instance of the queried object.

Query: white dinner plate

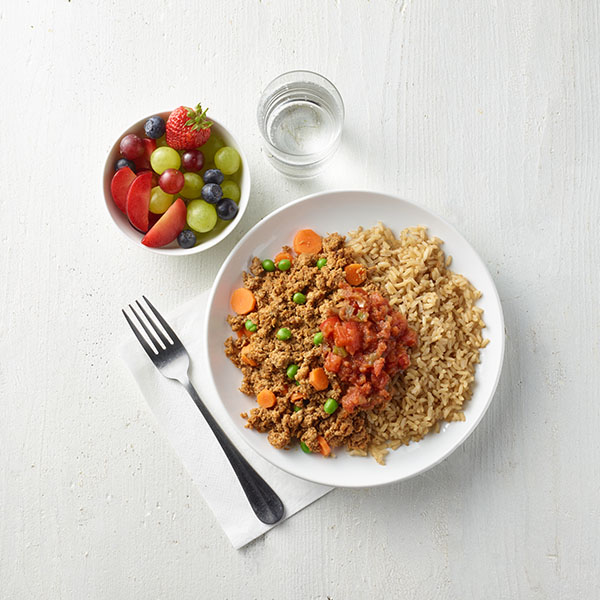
[204,190,505,488]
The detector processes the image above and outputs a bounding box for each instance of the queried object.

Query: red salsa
[320,284,417,413]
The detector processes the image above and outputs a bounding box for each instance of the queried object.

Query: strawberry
[165,104,212,150]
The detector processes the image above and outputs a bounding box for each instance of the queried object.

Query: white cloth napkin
[118,290,332,549]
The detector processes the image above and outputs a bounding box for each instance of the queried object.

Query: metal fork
[122,296,284,525]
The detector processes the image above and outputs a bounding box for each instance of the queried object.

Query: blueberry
[216,198,239,221]
[144,116,166,139]
[203,169,224,185]
[201,183,223,204]
[177,229,197,249]
[115,158,136,172]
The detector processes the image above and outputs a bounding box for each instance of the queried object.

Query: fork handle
[181,378,285,525]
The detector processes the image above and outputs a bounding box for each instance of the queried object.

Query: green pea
[277,259,291,271]
[276,327,291,341]
[324,398,339,414]
[317,257,327,269]
[245,319,257,332]
[262,259,275,272]
[293,405,302,412]
[313,331,324,345]
[292,292,307,304]
[286,364,299,379]
[300,441,311,453]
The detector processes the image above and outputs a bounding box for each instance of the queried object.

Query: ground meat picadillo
[224,232,417,455]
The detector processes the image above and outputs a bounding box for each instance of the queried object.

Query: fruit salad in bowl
[103,103,250,255]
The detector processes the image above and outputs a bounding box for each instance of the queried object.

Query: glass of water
[257,70,344,178]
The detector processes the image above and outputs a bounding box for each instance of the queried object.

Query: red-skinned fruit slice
[137,169,158,187]
[141,198,187,248]
[142,138,157,156]
[126,171,153,232]
[148,211,161,229]
[133,156,151,171]
[110,167,136,213]
[133,139,157,172]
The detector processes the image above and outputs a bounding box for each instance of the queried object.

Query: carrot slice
[236,329,253,339]
[275,251,294,266]
[293,229,322,254]
[309,367,329,391]
[257,389,277,408]
[317,435,331,456]
[344,263,367,286]
[290,391,304,402]
[240,346,257,367]
[230,288,256,315]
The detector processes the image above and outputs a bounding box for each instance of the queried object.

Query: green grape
[186,199,217,232]
[220,180,241,203]
[180,172,204,199]
[214,146,241,175]
[149,186,174,214]
[201,135,225,163]
[150,147,181,174]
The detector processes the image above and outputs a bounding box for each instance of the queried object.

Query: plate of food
[205,190,504,487]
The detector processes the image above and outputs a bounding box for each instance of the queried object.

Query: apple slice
[142,198,187,248]
[110,167,136,213]
[126,171,153,232]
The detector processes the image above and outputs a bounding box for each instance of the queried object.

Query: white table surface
[2,1,599,598]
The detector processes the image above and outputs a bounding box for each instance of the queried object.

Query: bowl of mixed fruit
[103,103,249,254]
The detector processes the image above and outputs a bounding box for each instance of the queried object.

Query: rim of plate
[204,189,505,487]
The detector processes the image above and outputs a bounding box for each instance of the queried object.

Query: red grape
[119,134,145,160]
[181,149,205,172]
[158,169,185,194]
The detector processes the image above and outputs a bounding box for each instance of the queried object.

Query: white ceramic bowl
[205,190,505,487]
[102,111,250,255]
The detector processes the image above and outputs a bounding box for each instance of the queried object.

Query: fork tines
[122,296,179,356]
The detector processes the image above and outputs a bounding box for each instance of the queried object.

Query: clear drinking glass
[257,70,344,178]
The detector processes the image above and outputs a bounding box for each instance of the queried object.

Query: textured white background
[2,1,599,598]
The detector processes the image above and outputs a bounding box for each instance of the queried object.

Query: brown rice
[346,223,488,464]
